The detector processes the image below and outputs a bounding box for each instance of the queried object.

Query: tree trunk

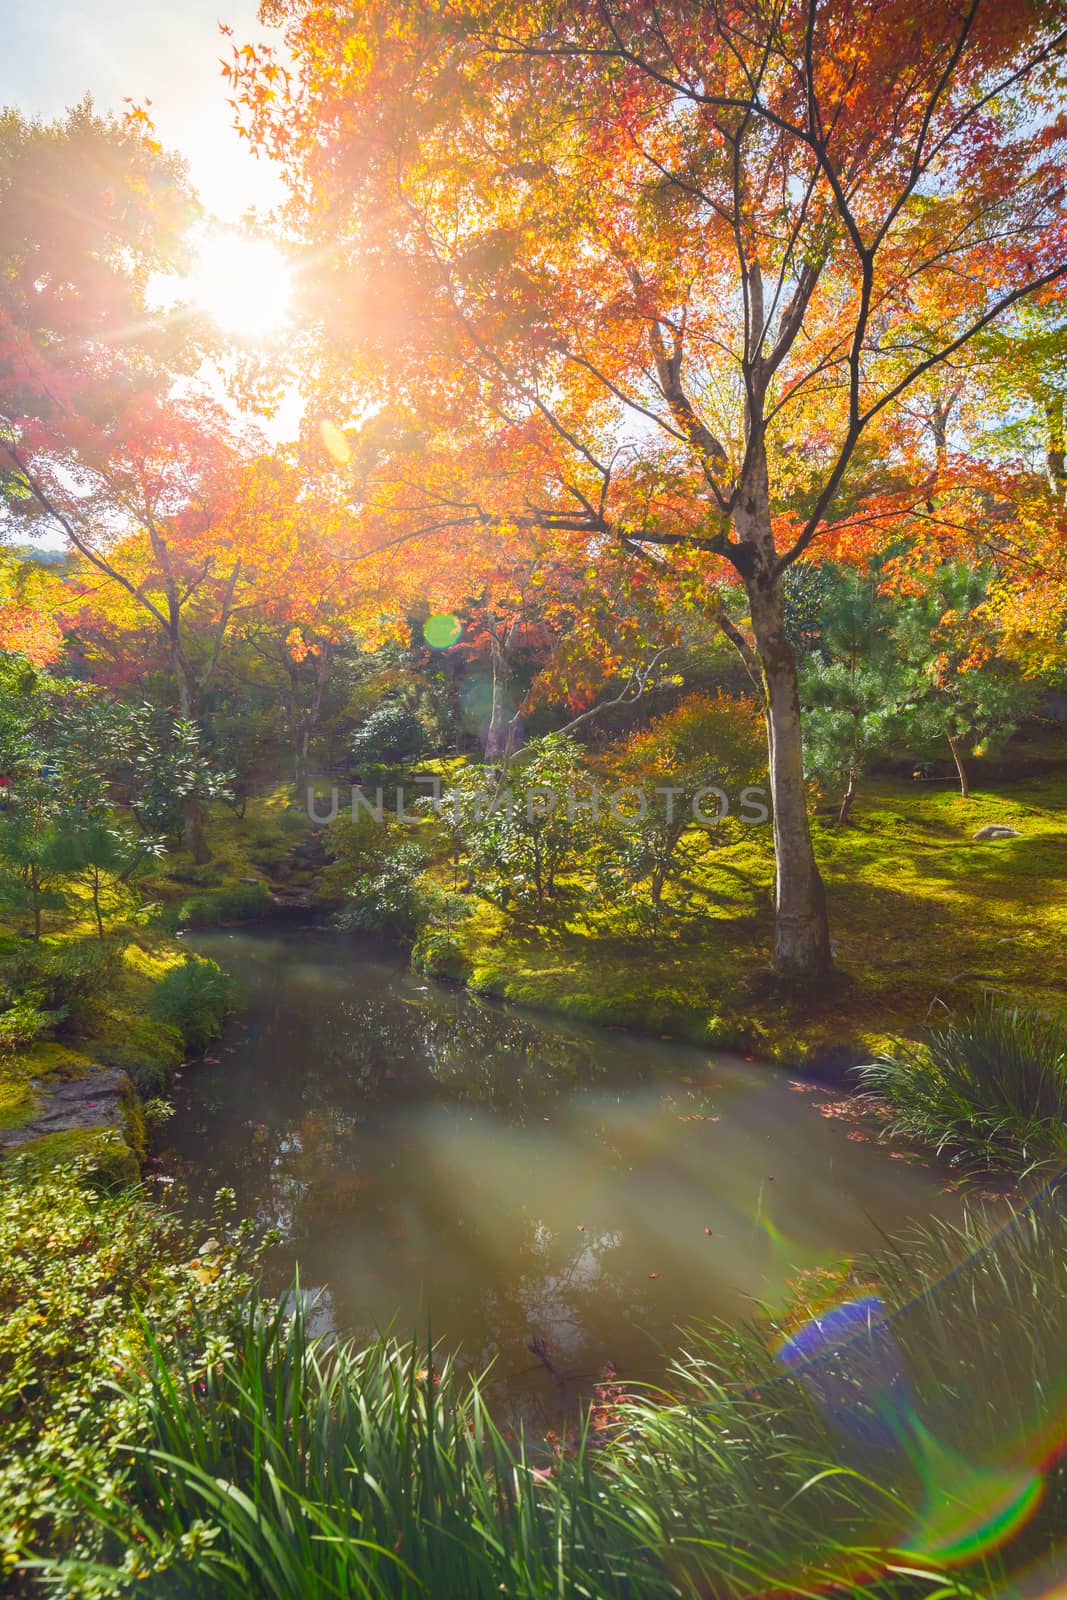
[1047,396,1066,497]
[171,639,213,862]
[485,622,522,768]
[946,729,970,798]
[292,642,332,795]
[745,567,833,989]
[485,629,510,762]
[183,795,212,865]
[838,765,858,825]
[91,866,104,941]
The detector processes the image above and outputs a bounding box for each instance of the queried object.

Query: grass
[36,1193,1067,1599]
[857,1001,1067,1172]
[429,766,1067,1070]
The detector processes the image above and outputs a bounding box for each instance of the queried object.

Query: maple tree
[231,453,388,792]
[0,552,65,668]
[0,105,249,860]
[230,0,1067,987]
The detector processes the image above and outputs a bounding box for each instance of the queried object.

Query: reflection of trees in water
[164,933,701,1415]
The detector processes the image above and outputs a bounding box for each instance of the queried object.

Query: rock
[0,1067,132,1149]
[973,825,1021,841]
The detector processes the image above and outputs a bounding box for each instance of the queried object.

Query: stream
[163,922,976,1430]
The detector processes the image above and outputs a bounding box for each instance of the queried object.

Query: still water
[165,923,971,1427]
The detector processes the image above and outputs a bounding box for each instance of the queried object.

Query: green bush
[9,1126,142,1189]
[858,1000,1067,1171]
[0,995,61,1054]
[411,925,466,978]
[150,958,234,1055]
[3,939,123,1031]
[174,883,273,929]
[0,1162,259,1584]
[335,844,431,942]
[349,699,428,769]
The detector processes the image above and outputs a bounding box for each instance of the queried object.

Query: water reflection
[165,925,975,1430]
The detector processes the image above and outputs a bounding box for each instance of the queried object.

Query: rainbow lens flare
[777,1293,1043,1569]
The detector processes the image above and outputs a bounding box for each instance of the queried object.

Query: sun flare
[183,229,292,339]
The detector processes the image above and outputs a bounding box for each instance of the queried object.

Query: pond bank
[415,771,1067,1076]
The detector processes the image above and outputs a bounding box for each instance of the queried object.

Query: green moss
[10,1127,140,1187]
[445,770,1067,1066]
[0,1042,98,1135]
[0,1079,35,1134]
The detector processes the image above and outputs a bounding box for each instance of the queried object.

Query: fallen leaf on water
[577,1224,585,1231]
[648,1272,659,1279]
[704,1227,713,1235]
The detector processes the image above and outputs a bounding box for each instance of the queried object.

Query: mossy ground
[0,791,307,1168]
[434,767,1067,1070]
[8,1125,142,1186]
[139,788,315,921]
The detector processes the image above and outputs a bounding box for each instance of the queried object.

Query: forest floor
[439,768,1067,1074]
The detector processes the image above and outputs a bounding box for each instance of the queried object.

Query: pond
[164,922,974,1431]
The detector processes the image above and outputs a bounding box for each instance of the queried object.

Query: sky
[2,0,283,220]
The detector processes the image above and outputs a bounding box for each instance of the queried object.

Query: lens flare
[424,613,462,649]
[320,420,352,465]
[777,1294,1042,1568]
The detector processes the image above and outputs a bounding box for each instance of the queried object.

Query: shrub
[335,844,431,941]
[10,1126,142,1189]
[150,958,233,1055]
[0,1163,259,1584]
[3,939,123,1031]
[857,1000,1067,1171]
[349,698,428,770]
[605,692,766,917]
[317,810,387,899]
[411,926,466,979]
[457,735,593,921]
[0,996,61,1054]
[174,882,273,929]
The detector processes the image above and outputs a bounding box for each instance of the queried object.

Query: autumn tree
[0,104,257,860]
[232,0,1067,987]
[233,457,382,793]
